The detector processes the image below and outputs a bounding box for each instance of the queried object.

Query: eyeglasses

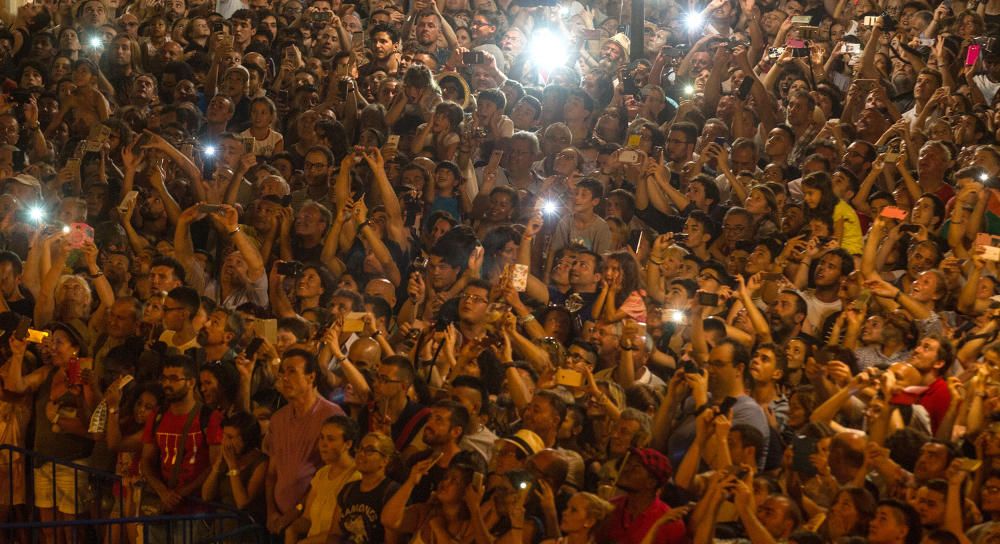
[374,374,403,384]
[471,20,489,27]
[357,446,386,457]
[460,293,489,304]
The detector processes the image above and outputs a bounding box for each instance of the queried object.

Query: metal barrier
[0,444,268,544]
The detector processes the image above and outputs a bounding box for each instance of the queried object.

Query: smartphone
[736,77,754,100]
[883,152,900,162]
[966,44,981,66]
[343,312,367,333]
[66,357,82,386]
[663,308,686,325]
[243,138,255,154]
[682,360,703,375]
[619,150,641,164]
[880,206,908,220]
[791,435,819,477]
[212,21,224,32]
[718,396,738,414]
[790,15,812,24]
[26,329,49,343]
[555,368,583,387]
[956,457,983,472]
[488,149,503,168]
[714,136,727,147]
[626,134,641,148]
[976,232,1000,261]
[276,260,304,277]
[338,78,350,99]
[841,43,862,54]
[673,232,689,242]
[67,223,94,249]
[118,190,138,215]
[13,316,30,341]
[768,47,785,59]
[198,203,225,214]
[863,15,881,26]
[245,337,265,359]
[697,291,720,306]
[463,51,486,64]
[132,132,152,154]
[899,224,922,234]
[507,263,528,292]
[785,38,805,48]
[277,89,289,103]
[253,318,278,344]
[472,472,484,488]
[386,134,400,149]
[856,289,872,306]
[312,10,333,21]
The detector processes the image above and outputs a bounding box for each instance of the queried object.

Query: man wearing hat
[494,429,545,475]
[600,447,686,544]
[600,33,630,67]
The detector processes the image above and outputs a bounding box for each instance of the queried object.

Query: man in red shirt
[909,334,955,433]
[140,355,223,542]
[600,447,686,544]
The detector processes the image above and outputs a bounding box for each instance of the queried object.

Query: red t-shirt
[601,495,687,544]
[918,377,952,434]
[142,406,223,489]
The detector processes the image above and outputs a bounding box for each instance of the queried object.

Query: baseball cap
[629,447,672,485]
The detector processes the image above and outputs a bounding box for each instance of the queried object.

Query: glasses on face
[460,293,489,304]
[375,373,403,384]
[357,446,386,457]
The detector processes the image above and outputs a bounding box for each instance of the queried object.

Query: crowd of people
[0,0,998,541]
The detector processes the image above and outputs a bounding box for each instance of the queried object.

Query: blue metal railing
[0,444,268,544]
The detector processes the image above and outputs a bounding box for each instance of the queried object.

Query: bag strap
[166,402,202,488]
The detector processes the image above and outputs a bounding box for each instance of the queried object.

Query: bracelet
[371,329,382,337]
[89,270,104,279]
[227,469,239,477]
[517,314,536,325]
[649,258,664,265]
[228,226,241,236]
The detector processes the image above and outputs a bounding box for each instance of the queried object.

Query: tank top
[34,367,93,461]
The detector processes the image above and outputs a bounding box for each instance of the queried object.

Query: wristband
[517,314,536,325]
[228,226,241,236]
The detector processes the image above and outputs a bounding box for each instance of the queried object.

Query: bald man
[365,278,397,308]
[347,337,381,368]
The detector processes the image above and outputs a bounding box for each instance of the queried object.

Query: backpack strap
[394,406,431,452]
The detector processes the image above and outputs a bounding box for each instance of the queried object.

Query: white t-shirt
[800,289,842,336]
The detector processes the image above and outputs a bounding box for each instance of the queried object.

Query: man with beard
[407,6,457,66]
[140,356,223,521]
[195,307,243,364]
[408,400,472,503]
[263,349,345,536]
[599,448,686,544]
[766,289,807,344]
[128,73,157,109]
[360,23,400,79]
[290,146,335,212]
[795,248,853,336]
[585,33,629,72]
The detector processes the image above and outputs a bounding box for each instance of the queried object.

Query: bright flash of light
[684,84,695,95]
[204,146,217,157]
[542,200,558,214]
[529,28,569,72]
[89,37,102,48]
[28,207,45,222]
[685,12,704,31]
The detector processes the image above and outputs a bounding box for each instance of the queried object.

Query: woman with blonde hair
[536,492,614,544]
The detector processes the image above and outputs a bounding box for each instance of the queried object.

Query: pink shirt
[262,395,344,514]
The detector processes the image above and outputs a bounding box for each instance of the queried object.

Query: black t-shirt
[337,477,400,544]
